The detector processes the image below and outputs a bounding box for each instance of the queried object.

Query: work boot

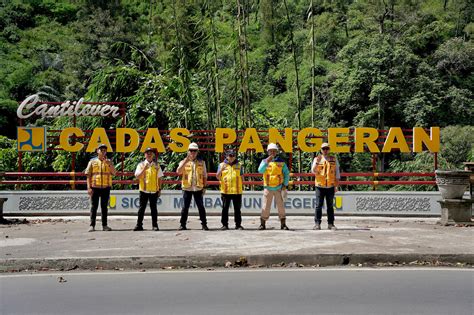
[220,225,229,231]
[88,226,95,232]
[328,224,337,231]
[258,218,266,230]
[133,226,144,231]
[280,218,289,230]
[202,224,209,231]
[102,226,112,231]
[313,223,321,230]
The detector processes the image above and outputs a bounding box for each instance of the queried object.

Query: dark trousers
[90,187,110,227]
[136,191,159,228]
[221,194,242,227]
[315,186,335,225]
[180,190,207,226]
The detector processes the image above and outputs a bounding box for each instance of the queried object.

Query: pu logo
[108,196,116,209]
[335,196,343,211]
[17,127,47,152]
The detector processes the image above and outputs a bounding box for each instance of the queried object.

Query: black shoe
[220,225,229,230]
[133,226,144,231]
[202,224,209,231]
[235,226,244,230]
[258,218,266,230]
[178,225,187,230]
[280,218,289,230]
[152,226,159,231]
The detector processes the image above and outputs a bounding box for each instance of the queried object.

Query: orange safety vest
[315,155,338,188]
[181,160,205,190]
[138,162,161,193]
[87,158,112,188]
[219,162,243,194]
[263,162,284,187]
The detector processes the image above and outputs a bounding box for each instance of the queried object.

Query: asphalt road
[1,268,472,315]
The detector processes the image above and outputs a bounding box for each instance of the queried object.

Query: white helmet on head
[267,143,279,151]
[321,142,330,149]
[188,142,199,150]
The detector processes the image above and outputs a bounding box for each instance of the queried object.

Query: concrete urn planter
[435,170,473,226]
[435,170,470,199]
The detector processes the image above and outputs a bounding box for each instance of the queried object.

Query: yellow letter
[328,128,351,153]
[297,128,323,152]
[413,127,440,153]
[354,127,380,153]
[86,128,112,152]
[140,128,166,152]
[382,127,410,152]
[238,128,264,152]
[60,127,84,152]
[269,128,293,153]
[215,128,237,152]
[116,128,140,153]
[168,128,191,153]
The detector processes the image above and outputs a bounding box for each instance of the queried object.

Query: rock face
[435,170,471,200]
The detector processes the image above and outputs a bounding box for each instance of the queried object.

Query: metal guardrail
[0,171,436,188]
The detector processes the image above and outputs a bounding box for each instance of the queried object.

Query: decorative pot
[435,170,471,199]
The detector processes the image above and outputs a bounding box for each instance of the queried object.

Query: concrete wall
[0,190,456,217]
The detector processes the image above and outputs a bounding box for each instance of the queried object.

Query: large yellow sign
[55,127,440,153]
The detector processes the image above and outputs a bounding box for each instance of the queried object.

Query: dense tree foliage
[0,0,472,190]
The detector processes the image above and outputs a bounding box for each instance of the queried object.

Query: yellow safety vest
[87,158,112,188]
[219,162,243,194]
[315,155,338,188]
[138,162,161,193]
[181,160,205,190]
[263,162,284,187]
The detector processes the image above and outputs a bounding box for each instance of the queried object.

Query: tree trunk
[172,0,193,129]
[310,0,315,127]
[283,0,302,176]
[210,14,222,127]
[236,0,251,127]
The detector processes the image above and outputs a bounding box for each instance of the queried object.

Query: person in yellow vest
[133,147,164,231]
[85,143,116,232]
[258,143,290,230]
[176,142,208,230]
[216,149,244,230]
[312,142,340,230]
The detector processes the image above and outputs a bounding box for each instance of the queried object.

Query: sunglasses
[189,150,198,153]
[322,147,330,151]
[227,154,236,157]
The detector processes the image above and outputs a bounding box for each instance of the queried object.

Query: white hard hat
[321,142,330,149]
[267,143,279,151]
[188,142,199,150]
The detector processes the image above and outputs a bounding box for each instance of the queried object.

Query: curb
[1,254,473,272]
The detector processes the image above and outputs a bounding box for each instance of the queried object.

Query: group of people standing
[84,141,340,232]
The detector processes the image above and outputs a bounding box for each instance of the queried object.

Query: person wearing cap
[133,148,164,231]
[257,143,290,230]
[176,142,209,230]
[85,144,117,232]
[312,142,341,230]
[216,149,244,230]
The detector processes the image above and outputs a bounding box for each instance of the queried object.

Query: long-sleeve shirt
[311,155,341,187]
[258,157,290,191]
[177,159,207,192]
